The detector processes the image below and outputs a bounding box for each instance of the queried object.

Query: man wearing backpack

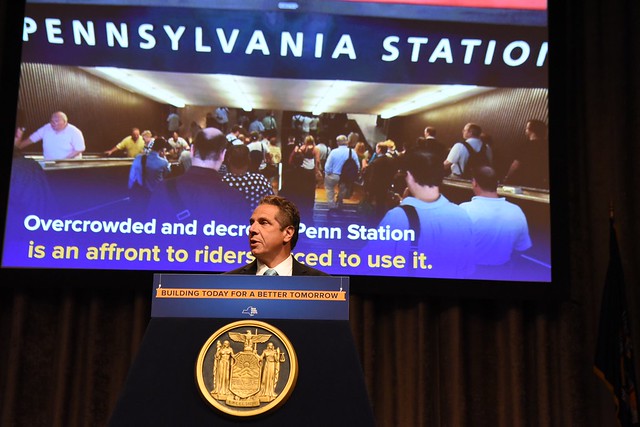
[372,146,474,278]
[444,122,492,178]
[323,134,360,212]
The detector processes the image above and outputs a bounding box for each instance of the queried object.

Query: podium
[108,274,374,426]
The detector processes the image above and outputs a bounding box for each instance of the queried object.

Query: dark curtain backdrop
[2,1,640,426]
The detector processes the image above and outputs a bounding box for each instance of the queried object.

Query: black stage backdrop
[1,1,640,426]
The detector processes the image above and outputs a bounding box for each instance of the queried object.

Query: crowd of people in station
[12,106,547,278]
[355,120,546,279]
[197,112,544,279]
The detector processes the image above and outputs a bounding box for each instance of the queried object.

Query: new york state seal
[195,320,298,417]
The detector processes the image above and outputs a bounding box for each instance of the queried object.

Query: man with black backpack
[323,134,360,212]
[444,122,492,179]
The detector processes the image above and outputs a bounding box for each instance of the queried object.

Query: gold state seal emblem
[195,320,298,417]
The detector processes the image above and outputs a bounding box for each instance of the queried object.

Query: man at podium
[226,195,328,276]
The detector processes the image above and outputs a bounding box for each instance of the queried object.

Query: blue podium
[108,274,374,426]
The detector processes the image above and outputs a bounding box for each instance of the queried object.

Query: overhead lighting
[278,2,299,10]
[215,75,254,112]
[379,85,482,119]
[88,67,187,108]
[311,80,354,116]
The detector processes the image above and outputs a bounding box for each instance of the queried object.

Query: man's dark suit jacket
[225,257,328,276]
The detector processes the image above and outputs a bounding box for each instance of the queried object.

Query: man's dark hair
[527,119,548,139]
[466,123,482,138]
[425,126,436,137]
[226,145,250,170]
[258,195,301,249]
[150,137,171,153]
[473,165,499,192]
[399,146,444,187]
[192,127,227,161]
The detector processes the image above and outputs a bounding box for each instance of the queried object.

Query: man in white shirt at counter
[15,111,85,160]
[460,165,532,277]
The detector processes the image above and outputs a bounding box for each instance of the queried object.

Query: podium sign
[109,273,374,426]
[151,274,350,320]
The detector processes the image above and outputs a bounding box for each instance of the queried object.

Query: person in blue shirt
[128,137,172,216]
[373,146,474,279]
[460,165,532,279]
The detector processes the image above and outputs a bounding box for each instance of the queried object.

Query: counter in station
[21,154,178,219]
[442,176,549,205]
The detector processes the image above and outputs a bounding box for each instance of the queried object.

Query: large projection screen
[2,0,556,293]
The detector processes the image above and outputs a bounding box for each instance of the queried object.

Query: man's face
[248,204,293,261]
[132,129,141,140]
[462,124,471,139]
[525,122,533,139]
[50,113,67,132]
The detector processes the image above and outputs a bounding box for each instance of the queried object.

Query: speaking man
[226,195,328,276]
